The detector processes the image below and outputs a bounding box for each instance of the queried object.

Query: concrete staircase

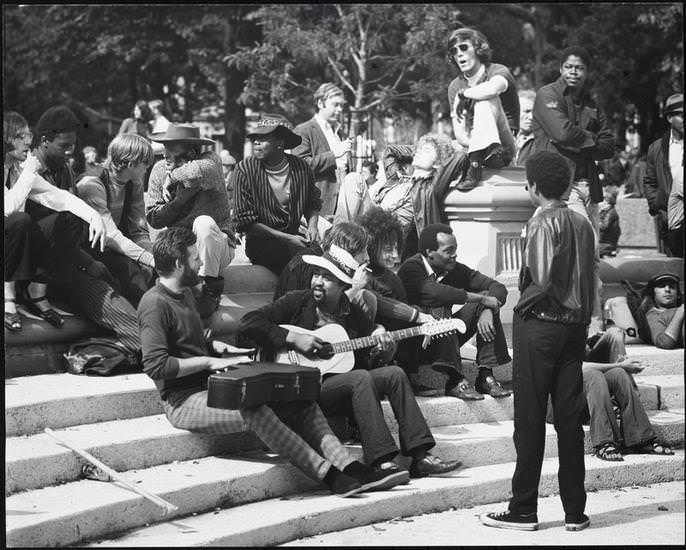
[4,246,685,546]
[5,343,684,546]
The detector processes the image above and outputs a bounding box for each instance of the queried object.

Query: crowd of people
[4,27,682,524]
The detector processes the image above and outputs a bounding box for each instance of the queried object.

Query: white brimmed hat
[302,244,359,285]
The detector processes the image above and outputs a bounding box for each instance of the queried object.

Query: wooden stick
[44,427,178,514]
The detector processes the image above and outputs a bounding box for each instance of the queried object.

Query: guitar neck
[331,325,427,354]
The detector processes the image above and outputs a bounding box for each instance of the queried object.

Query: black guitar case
[207,361,321,410]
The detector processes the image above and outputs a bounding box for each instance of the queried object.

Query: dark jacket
[516,201,595,324]
[532,76,615,203]
[644,132,674,236]
[397,253,508,308]
[292,117,340,181]
[238,289,375,369]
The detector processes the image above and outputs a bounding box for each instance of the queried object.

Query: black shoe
[323,467,363,498]
[344,460,409,492]
[565,513,590,531]
[475,375,511,398]
[481,510,539,531]
[411,382,440,397]
[482,143,511,169]
[409,454,462,478]
[368,462,411,489]
[445,379,484,401]
[456,161,482,191]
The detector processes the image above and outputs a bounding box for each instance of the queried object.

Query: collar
[553,76,589,102]
[156,279,187,300]
[465,64,486,82]
[310,288,351,318]
[421,254,444,281]
[32,148,51,175]
[670,130,683,144]
[314,113,340,134]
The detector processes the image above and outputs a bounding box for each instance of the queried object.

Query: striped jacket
[233,154,322,234]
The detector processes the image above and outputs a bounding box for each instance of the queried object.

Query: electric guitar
[275,318,466,376]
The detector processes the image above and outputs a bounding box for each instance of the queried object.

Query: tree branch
[326,55,355,93]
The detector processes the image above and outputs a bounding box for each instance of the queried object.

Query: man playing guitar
[137,227,405,498]
[239,248,462,480]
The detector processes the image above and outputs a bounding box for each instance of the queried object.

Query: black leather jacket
[515,201,595,324]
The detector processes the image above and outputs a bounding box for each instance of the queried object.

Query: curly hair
[357,207,404,266]
[415,133,456,168]
[525,150,571,199]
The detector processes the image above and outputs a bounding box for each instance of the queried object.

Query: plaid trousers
[163,392,354,482]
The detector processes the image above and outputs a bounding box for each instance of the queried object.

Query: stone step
[7,370,676,437]
[7,449,682,548]
[6,406,683,497]
[634,374,684,410]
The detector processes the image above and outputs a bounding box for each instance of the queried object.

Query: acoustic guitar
[275,318,465,375]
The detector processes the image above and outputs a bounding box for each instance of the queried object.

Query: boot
[195,276,224,319]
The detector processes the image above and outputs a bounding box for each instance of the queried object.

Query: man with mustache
[138,226,396,497]
[240,247,462,481]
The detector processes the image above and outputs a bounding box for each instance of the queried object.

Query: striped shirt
[233,154,321,234]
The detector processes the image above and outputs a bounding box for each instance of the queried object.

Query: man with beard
[233,113,322,274]
[240,248,461,480]
[137,227,397,498]
[640,272,684,349]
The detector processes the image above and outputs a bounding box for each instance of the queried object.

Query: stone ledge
[67,452,684,548]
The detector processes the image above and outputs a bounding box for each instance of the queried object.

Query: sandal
[19,289,64,328]
[594,442,624,461]
[4,300,22,331]
[626,440,674,456]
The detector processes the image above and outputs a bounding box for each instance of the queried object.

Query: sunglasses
[449,43,471,56]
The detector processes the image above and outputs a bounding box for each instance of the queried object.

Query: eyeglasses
[15,131,33,140]
[449,43,471,56]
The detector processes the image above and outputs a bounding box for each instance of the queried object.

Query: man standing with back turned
[482,150,595,532]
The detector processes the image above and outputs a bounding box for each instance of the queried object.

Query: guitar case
[207,361,321,410]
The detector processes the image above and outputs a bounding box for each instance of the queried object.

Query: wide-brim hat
[247,113,302,149]
[302,244,360,286]
[664,93,683,116]
[150,124,215,146]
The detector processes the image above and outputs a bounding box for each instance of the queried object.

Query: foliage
[3,3,682,150]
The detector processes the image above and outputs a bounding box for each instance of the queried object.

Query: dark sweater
[397,253,507,308]
[137,281,209,404]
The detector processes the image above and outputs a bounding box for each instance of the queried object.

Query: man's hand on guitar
[287,331,329,358]
[370,325,394,354]
[416,312,436,324]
